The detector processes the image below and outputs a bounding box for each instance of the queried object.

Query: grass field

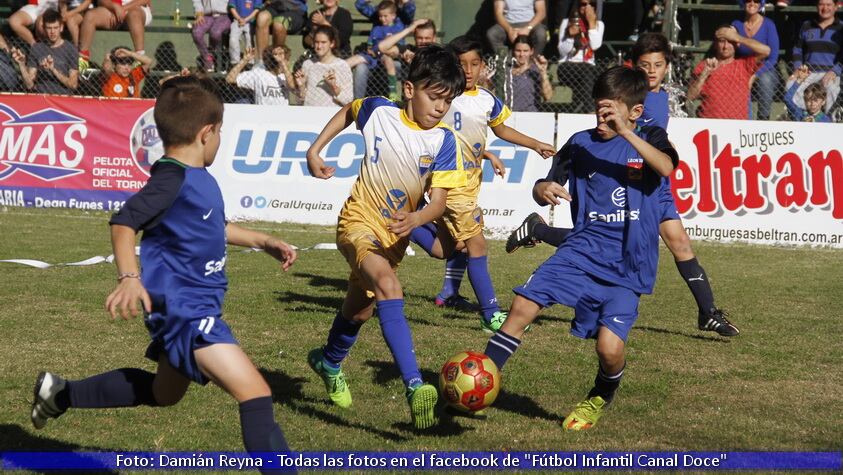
[1,207,841,467]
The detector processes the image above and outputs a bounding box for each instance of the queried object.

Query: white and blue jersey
[110,158,237,384]
[638,89,679,222]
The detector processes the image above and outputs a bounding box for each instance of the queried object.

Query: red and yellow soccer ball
[439,351,500,412]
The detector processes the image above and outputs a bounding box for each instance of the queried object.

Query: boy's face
[594,98,642,139]
[404,82,453,129]
[636,52,668,92]
[115,62,133,77]
[378,8,397,26]
[203,122,223,166]
[805,93,825,115]
[44,21,63,44]
[458,50,483,90]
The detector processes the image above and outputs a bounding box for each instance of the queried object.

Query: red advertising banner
[0,94,158,211]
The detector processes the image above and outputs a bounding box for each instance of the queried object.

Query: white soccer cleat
[31,371,67,429]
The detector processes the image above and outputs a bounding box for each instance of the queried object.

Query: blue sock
[377,299,422,388]
[322,312,362,368]
[467,255,500,320]
[409,223,437,257]
[484,331,521,370]
[439,252,467,299]
[66,368,159,408]
[239,396,291,467]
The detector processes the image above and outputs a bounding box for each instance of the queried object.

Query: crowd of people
[0,0,841,122]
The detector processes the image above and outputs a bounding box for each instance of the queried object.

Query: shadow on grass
[632,325,729,342]
[260,368,409,443]
[273,290,342,313]
[292,273,347,292]
[364,360,442,387]
[0,424,117,474]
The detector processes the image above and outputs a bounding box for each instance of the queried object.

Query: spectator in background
[785,67,833,121]
[688,25,770,119]
[356,0,415,26]
[731,0,779,120]
[11,10,79,94]
[226,45,293,105]
[61,0,94,47]
[229,0,262,66]
[628,0,660,41]
[303,0,353,57]
[8,0,58,46]
[346,1,404,100]
[788,0,842,114]
[102,46,152,97]
[0,33,21,91]
[255,0,307,60]
[556,0,603,113]
[191,0,231,72]
[377,18,437,65]
[505,35,552,111]
[488,0,547,56]
[295,25,353,106]
[77,0,152,72]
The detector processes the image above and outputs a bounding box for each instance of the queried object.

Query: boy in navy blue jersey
[485,66,678,431]
[30,76,296,462]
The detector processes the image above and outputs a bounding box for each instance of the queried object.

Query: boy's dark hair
[592,66,649,109]
[512,34,534,49]
[406,45,466,99]
[41,9,61,25]
[631,32,672,64]
[377,0,397,14]
[449,35,484,58]
[154,76,223,148]
[110,46,134,64]
[804,82,826,102]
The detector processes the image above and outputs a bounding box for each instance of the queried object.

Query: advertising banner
[0,94,157,212]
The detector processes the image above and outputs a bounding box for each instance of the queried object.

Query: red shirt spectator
[101,47,152,98]
[692,56,760,119]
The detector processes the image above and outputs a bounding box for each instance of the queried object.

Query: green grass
[0,207,841,462]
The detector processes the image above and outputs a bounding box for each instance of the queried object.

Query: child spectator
[346,0,405,101]
[229,0,263,65]
[102,47,153,98]
[355,0,415,26]
[192,0,231,72]
[304,0,353,57]
[226,46,293,105]
[788,0,842,114]
[786,66,833,122]
[295,25,353,106]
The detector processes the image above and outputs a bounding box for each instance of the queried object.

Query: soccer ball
[439,351,500,412]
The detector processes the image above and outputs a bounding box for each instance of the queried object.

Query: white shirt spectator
[301,57,353,107]
[236,65,290,105]
[557,19,604,65]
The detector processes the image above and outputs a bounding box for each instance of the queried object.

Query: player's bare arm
[105,224,151,320]
[307,102,355,178]
[225,223,297,271]
[491,123,554,158]
[388,187,448,237]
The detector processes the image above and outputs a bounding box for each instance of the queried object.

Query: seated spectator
[61,0,94,47]
[0,33,21,91]
[11,10,79,95]
[77,0,152,72]
[687,25,770,119]
[377,18,437,65]
[505,35,552,111]
[8,0,58,46]
[556,0,603,113]
[488,0,548,57]
[785,66,833,122]
[255,0,307,60]
[226,46,293,105]
[295,25,353,106]
[102,46,152,97]
[731,0,779,120]
[191,0,231,72]
[356,0,415,26]
[787,0,842,114]
[346,0,404,100]
[229,0,263,66]
[304,0,353,57]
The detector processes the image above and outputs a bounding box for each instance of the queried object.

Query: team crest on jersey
[627,157,644,180]
[418,154,433,175]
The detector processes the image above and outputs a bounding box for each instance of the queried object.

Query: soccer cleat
[506,213,545,253]
[307,348,352,408]
[434,294,479,312]
[406,383,438,430]
[78,57,90,74]
[31,371,67,429]
[561,396,606,431]
[698,308,739,337]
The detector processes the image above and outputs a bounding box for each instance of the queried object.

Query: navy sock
[322,311,362,367]
[484,331,521,370]
[587,364,625,403]
[66,368,158,408]
[439,252,467,298]
[377,299,422,388]
[675,257,715,313]
[239,396,291,467]
[533,223,571,247]
[409,223,437,257]
[467,255,500,320]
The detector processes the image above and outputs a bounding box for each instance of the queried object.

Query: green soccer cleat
[481,311,530,334]
[561,396,606,431]
[307,348,352,408]
[406,383,438,430]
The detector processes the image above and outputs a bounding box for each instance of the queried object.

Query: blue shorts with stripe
[659,177,681,222]
[513,252,640,341]
[144,313,238,385]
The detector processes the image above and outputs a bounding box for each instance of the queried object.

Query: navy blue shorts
[144,313,238,385]
[659,177,681,222]
[514,253,640,341]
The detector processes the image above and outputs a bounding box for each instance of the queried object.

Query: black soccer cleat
[506,213,545,254]
[698,308,740,337]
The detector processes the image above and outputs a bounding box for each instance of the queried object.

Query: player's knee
[595,344,624,369]
[373,276,400,297]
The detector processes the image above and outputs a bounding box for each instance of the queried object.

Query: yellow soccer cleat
[561,396,606,431]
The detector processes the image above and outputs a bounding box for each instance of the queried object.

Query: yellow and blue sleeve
[430,128,467,189]
[488,93,511,128]
[351,96,398,130]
